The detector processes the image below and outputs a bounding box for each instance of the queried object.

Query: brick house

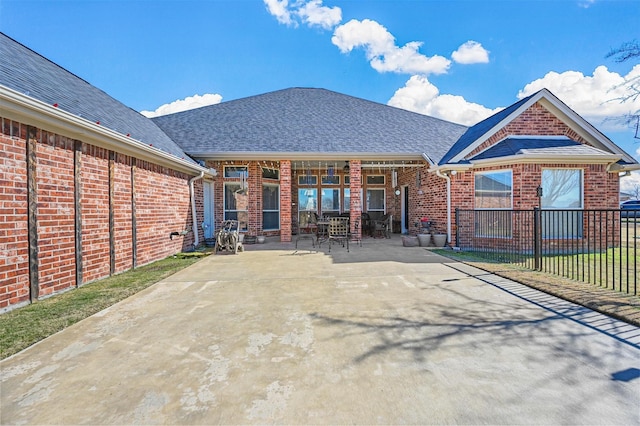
[1,32,638,312]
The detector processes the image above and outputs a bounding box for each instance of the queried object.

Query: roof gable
[152,87,468,160]
[0,32,195,165]
[439,89,638,167]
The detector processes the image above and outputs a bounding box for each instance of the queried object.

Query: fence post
[534,207,542,271]
[455,208,460,248]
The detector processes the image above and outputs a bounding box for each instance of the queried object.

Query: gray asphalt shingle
[0,32,193,164]
[152,88,468,159]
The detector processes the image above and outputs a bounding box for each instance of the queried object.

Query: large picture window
[224,183,248,231]
[475,170,512,209]
[262,184,280,230]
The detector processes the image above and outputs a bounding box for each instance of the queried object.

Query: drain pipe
[435,169,452,245]
[189,171,205,247]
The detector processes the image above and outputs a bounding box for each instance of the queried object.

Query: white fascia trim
[469,153,622,167]
[1,86,211,177]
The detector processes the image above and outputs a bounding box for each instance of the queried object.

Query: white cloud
[263,0,295,26]
[451,41,489,64]
[388,75,502,125]
[297,0,341,29]
[517,65,640,131]
[140,93,223,118]
[620,168,640,196]
[263,0,341,29]
[332,19,450,75]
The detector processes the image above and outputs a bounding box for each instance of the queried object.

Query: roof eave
[469,153,623,167]
[1,85,210,176]
[190,151,427,161]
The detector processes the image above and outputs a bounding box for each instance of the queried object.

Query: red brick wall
[0,119,29,310]
[466,102,589,159]
[134,161,193,266]
[113,153,133,273]
[80,144,110,283]
[0,117,199,312]
[36,130,76,297]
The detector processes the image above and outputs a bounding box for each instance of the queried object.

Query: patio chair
[296,211,317,249]
[328,217,349,252]
[372,214,389,238]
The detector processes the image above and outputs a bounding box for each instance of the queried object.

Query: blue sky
[1,0,639,190]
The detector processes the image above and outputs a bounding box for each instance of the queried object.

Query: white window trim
[366,188,386,212]
[298,175,318,186]
[474,169,513,210]
[262,183,280,230]
[541,168,584,210]
[321,188,341,213]
[224,165,248,179]
[366,175,385,185]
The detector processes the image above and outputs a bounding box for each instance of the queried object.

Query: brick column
[349,160,362,239]
[280,160,292,242]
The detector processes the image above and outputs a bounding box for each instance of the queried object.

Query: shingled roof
[152,87,468,160]
[0,32,194,164]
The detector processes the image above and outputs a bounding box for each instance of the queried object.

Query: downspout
[422,153,452,246]
[435,169,452,245]
[189,171,205,247]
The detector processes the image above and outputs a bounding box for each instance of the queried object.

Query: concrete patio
[2,236,639,425]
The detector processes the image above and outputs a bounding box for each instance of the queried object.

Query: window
[541,169,582,209]
[344,175,350,185]
[475,170,512,209]
[366,175,385,185]
[262,184,280,230]
[262,168,279,180]
[321,188,340,214]
[224,166,248,179]
[224,183,248,231]
[321,175,340,185]
[298,188,317,212]
[541,169,583,238]
[344,188,350,211]
[474,170,512,237]
[366,189,385,212]
[298,175,317,186]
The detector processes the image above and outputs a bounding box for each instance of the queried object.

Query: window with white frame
[262,184,280,230]
[298,175,317,186]
[474,170,512,209]
[541,168,583,238]
[224,183,248,231]
[366,189,385,212]
[474,170,512,237]
[224,166,248,179]
[321,188,340,214]
[262,168,279,180]
[366,175,385,185]
[343,188,350,212]
[321,175,340,185]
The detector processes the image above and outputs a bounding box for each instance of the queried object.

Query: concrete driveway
[2,237,639,425]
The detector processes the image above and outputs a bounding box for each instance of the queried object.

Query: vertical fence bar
[534,207,541,271]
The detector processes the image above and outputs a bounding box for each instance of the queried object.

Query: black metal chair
[328,217,349,252]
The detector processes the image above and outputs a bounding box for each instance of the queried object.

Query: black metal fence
[455,209,639,296]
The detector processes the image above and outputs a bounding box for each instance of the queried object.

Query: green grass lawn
[0,255,203,360]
